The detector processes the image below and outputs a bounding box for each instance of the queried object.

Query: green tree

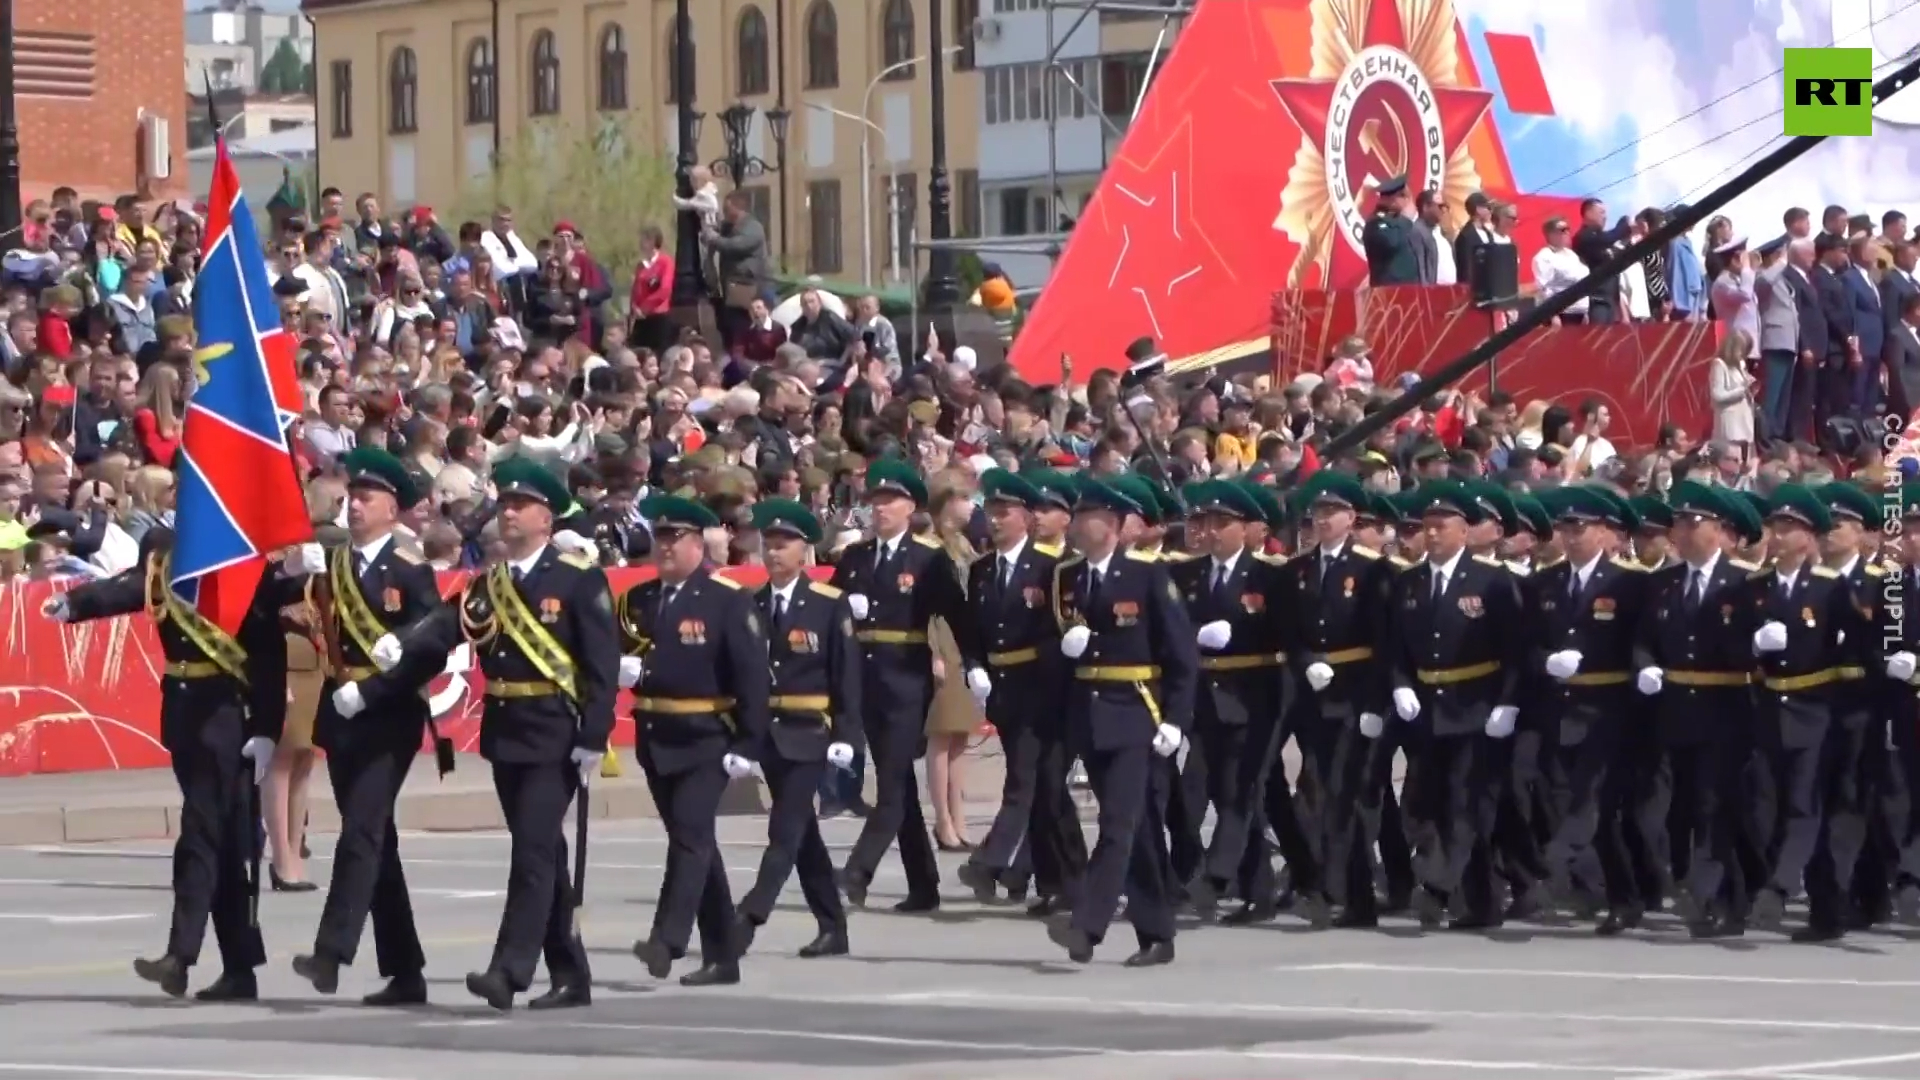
[259,38,306,95]
[453,116,676,315]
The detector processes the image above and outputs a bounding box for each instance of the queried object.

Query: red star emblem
[1268,0,1493,286]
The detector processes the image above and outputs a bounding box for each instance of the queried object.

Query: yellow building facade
[305,0,983,281]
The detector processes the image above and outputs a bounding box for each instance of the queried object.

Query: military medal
[539,597,562,624]
[383,587,403,612]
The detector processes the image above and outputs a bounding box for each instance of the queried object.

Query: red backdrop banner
[0,566,835,777]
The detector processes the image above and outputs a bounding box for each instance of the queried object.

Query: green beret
[1074,476,1145,518]
[980,468,1043,509]
[1512,493,1553,541]
[492,458,573,515]
[1595,486,1640,534]
[1238,479,1288,530]
[1669,480,1728,524]
[1301,469,1369,512]
[1020,468,1078,512]
[1725,491,1766,545]
[639,492,722,532]
[1390,489,1425,527]
[1189,478,1264,521]
[342,446,420,510]
[1630,494,1674,532]
[1766,482,1833,533]
[1110,475,1164,525]
[1416,479,1484,524]
[1551,483,1627,529]
[1153,484,1185,524]
[1467,480,1520,536]
[750,498,822,543]
[1815,481,1884,531]
[865,458,928,507]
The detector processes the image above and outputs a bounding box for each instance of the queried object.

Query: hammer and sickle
[192,341,234,387]
[1357,113,1411,189]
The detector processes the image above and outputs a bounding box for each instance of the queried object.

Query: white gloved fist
[847,593,871,620]
[965,667,992,706]
[1754,621,1789,654]
[1484,705,1519,739]
[1061,625,1092,659]
[722,753,757,780]
[1636,667,1665,696]
[240,737,275,785]
[618,655,644,689]
[41,594,70,622]
[552,529,596,557]
[1305,662,1335,692]
[1545,649,1583,680]
[371,633,405,672]
[1151,723,1183,758]
[294,543,326,575]
[1889,651,1918,682]
[1196,620,1232,650]
[1393,687,1421,721]
[827,742,855,769]
[330,681,366,719]
[569,747,602,786]
[443,644,472,674]
[1358,712,1385,739]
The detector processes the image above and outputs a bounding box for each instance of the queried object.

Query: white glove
[1636,667,1665,695]
[965,667,992,707]
[1061,625,1091,659]
[847,593,870,620]
[722,753,757,780]
[617,655,644,689]
[1358,712,1384,739]
[1196,620,1232,650]
[1305,662,1335,692]
[370,633,404,672]
[1151,723,1183,758]
[240,737,275,785]
[1754,621,1789,654]
[295,543,326,575]
[1888,652,1918,682]
[553,529,596,557]
[1393,687,1421,721]
[41,594,70,622]
[827,741,855,769]
[1545,649,1583,680]
[443,644,472,674]
[330,681,366,719]
[569,747,602,786]
[1484,705,1519,739]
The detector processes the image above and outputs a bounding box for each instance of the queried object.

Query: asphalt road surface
[0,815,1917,1080]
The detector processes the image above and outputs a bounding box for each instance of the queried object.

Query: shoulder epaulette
[1033,541,1065,558]
[1811,565,1840,579]
[912,534,942,549]
[557,552,596,570]
[1535,555,1566,570]
[393,547,424,564]
[1728,559,1760,573]
[1251,551,1287,566]
[1161,550,1198,563]
[1390,555,1415,570]
[1505,560,1531,577]
[1124,549,1159,562]
[1350,544,1381,560]
[1748,564,1774,578]
[1472,554,1504,567]
[1865,563,1888,578]
[710,574,744,589]
[1611,556,1648,572]
[809,581,843,598]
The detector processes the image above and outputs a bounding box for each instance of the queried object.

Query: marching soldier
[1363,176,1419,286]
[1881,486,1920,923]
[1021,468,1077,555]
[402,459,619,1010]
[831,459,981,913]
[1048,478,1196,966]
[736,500,858,959]
[46,528,288,1001]
[288,448,444,1005]
[621,493,771,986]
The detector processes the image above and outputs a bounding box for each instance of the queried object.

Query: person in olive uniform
[736,499,862,960]
[831,459,982,912]
[1363,176,1420,286]
[1747,483,1872,942]
[46,530,289,1001]
[958,470,1075,907]
[1048,478,1197,967]
[620,493,772,986]
[400,458,620,1010]
[286,448,445,1005]
[1384,480,1525,930]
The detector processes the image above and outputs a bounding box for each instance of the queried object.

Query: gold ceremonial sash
[145,554,249,685]
[485,563,578,701]
[328,547,385,660]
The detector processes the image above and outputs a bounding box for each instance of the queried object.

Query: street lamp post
[668,0,706,309]
[0,0,20,240]
[712,102,788,188]
[922,0,959,308]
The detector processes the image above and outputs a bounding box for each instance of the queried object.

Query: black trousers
[1071,743,1175,946]
[1404,727,1497,910]
[845,714,941,900]
[1491,728,1549,897]
[315,739,424,977]
[1231,708,1321,902]
[1806,711,1873,928]
[742,755,843,932]
[1654,732,1750,917]
[1011,726,1089,900]
[1164,723,1208,886]
[1542,719,1638,906]
[1339,722,1417,916]
[641,755,739,960]
[974,705,1040,877]
[164,696,265,974]
[487,761,590,991]
[1852,723,1907,918]
[1194,716,1263,893]
[1761,725,1832,903]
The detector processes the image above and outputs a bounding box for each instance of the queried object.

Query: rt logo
[1784,47,1874,136]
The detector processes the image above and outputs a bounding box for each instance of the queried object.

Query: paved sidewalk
[0,740,1013,845]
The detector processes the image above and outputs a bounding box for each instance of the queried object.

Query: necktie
[1001,555,1015,590]
[1320,553,1334,586]
[353,552,368,579]
[875,541,892,578]
[771,591,787,629]
[510,564,526,584]
[1431,570,1446,603]
[1085,566,1103,612]
[1569,571,1583,605]
[1685,569,1704,613]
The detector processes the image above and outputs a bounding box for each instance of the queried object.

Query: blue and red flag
[171,139,312,635]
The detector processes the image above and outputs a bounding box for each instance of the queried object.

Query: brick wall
[17,0,189,201]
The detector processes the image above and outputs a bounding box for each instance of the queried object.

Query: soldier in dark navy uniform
[1047,478,1196,967]
[1384,480,1525,930]
[830,459,982,912]
[736,499,861,960]
[47,529,288,1001]
[620,493,771,986]
[401,458,619,1010]
[1880,486,1920,924]
[1363,176,1420,286]
[284,448,445,1005]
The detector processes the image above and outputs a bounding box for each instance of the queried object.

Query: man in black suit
[1454,192,1495,284]
[1843,236,1886,416]
[1881,242,1920,414]
[1886,292,1920,418]
[1573,198,1633,324]
[1809,233,1859,440]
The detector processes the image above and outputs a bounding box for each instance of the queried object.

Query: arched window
[665,20,694,104]
[597,24,628,110]
[804,0,838,90]
[735,6,770,97]
[529,30,560,116]
[880,0,914,79]
[465,38,495,124]
[387,46,417,133]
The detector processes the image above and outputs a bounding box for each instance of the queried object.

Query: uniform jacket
[1636,554,1759,746]
[621,567,772,774]
[1745,561,1870,750]
[757,577,864,762]
[1054,549,1198,752]
[1528,554,1654,746]
[1274,541,1394,722]
[1389,552,1524,737]
[829,532,979,716]
[1364,212,1420,286]
[1170,549,1286,727]
[966,538,1069,731]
